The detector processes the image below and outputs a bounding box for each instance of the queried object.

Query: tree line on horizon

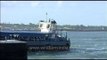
[1,23,107,31]
[1,23,107,27]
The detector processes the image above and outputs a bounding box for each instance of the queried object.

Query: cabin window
[47,24,50,28]
[40,24,43,27]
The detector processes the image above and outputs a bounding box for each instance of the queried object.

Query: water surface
[28,31,107,59]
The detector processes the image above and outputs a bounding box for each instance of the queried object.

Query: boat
[0,14,70,51]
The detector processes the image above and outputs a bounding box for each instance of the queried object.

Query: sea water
[28,31,107,59]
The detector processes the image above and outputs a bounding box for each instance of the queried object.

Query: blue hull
[0,31,70,51]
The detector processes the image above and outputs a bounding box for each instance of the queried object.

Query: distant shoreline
[0,30,107,32]
[1,23,107,32]
[57,29,107,32]
[65,30,107,32]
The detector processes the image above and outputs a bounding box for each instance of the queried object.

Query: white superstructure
[38,20,57,33]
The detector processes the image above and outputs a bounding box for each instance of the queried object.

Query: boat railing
[56,31,70,41]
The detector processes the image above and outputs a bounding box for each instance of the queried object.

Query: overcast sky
[1,1,107,26]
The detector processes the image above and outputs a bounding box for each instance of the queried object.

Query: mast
[46,12,48,22]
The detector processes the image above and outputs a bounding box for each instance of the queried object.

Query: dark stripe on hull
[28,45,70,51]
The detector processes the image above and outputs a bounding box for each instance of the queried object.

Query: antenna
[46,12,48,21]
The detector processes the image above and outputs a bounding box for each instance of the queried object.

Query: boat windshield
[40,24,43,27]
[47,24,50,28]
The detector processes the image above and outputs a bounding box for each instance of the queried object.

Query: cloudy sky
[1,1,107,26]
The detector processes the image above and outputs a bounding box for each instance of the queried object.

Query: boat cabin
[38,20,57,33]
